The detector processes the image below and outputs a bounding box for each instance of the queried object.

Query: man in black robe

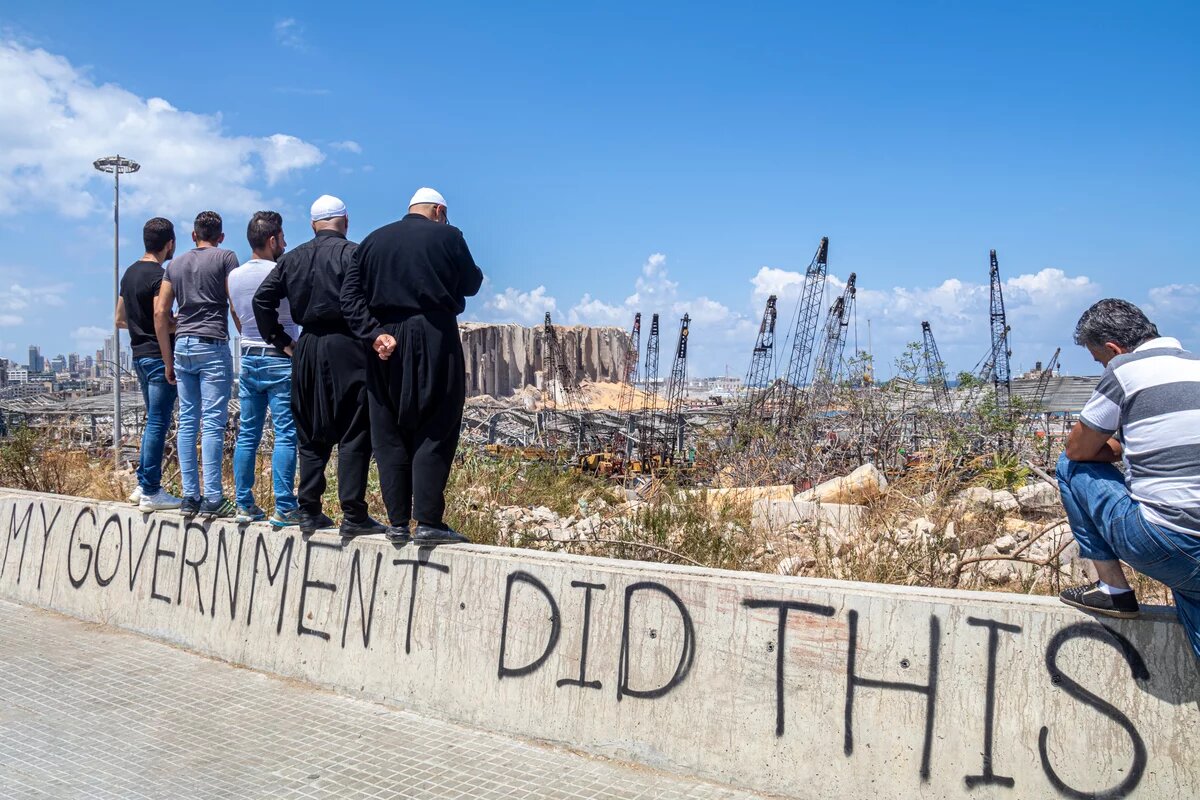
[254,195,390,537]
[340,187,483,544]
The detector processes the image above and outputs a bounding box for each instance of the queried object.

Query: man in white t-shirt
[228,211,299,526]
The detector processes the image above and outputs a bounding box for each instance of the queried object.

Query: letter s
[1039,623,1148,800]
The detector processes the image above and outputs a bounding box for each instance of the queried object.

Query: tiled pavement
[0,601,768,800]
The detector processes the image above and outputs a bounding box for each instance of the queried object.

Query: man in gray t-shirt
[154,210,239,519]
[164,246,239,340]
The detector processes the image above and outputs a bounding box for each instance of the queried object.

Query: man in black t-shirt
[117,217,181,511]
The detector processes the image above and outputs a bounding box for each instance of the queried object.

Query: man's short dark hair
[142,217,175,253]
[247,211,283,250]
[193,210,223,242]
[1074,299,1159,351]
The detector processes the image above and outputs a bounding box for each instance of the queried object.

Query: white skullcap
[310,194,347,221]
[409,187,446,208]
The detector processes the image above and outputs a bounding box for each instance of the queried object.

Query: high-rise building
[67,353,79,375]
[50,355,67,374]
[27,344,43,374]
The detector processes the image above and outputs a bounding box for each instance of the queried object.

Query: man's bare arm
[154,279,178,384]
[115,297,128,330]
[1065,420,1122,462]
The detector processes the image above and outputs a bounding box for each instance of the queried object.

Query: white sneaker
[128,486,143,505]
[140,490,182,511]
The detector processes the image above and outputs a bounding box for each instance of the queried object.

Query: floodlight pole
[93,155,140,472]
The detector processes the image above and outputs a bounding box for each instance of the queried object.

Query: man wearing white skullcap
[341,187,484,544]
[254,195,393,537]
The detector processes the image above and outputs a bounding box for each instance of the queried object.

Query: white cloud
[259,134,323,185]
[1,283,69,316]
[558,254,751,375]
[329,140,362,154]
[754,266,1101,377]
[1147,283,1200,340]
[471,254,1105,377]
[274,18,306,50]
[1147,283,1200,317]
[71,325,108,350]
[568,293,627,326]
[0,314,22,327]
[750,266,806,307]
[483,285,558,325]
[0,40,325,218]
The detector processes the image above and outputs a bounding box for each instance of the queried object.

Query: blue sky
[0,1,1196,379]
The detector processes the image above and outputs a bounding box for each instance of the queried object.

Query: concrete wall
[1,489,1196,799]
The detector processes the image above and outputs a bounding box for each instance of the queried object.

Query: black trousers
[292,331,372,522]
[368,313,464,527]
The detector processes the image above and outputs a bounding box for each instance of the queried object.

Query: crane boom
[921,320,950,412]
[743,294,777,420]
[779,237,829,424]
[638,313,661,463]
[989,249,1012,416]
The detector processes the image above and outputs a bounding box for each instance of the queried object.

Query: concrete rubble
[795,463,888,505]
[484,460,1079,593]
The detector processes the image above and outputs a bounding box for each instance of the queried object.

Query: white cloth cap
[409,187,446,208]
[310,194,347,221]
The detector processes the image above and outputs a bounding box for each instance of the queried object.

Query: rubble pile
[747,462,1077,590]
[472,458,1076,594]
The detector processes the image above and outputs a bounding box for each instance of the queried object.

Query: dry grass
[0,424,1175,606]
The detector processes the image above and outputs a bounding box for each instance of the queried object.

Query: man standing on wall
[154,211,239,520]
[254,195,389,537]
[1058,298,1200,662]
[340,187,483,544]
[228,211,299,527]
[117,217,181,512]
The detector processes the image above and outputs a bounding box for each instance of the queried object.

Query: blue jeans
[134,357,177,495]
[1057,453,1200,660]
[174,336,232,501]
[234,354,297,512]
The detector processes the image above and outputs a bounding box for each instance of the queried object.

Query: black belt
[191,335,225,345]
[242,346,290,358]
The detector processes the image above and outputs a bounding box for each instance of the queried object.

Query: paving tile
[0,600,767,799]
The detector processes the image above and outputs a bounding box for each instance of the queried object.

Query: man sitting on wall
[1058,298,1200,661]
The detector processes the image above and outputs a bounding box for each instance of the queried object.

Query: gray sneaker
[139,490,182,512]
[235,504,266,524]
[269,508,300,528]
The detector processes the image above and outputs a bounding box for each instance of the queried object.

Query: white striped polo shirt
[1080,336,1200,535]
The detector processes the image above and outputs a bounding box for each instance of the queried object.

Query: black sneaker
[180,496,201,518]
[298,511,336,536]
[412,524,470,546]
[1060,582,1140,619]
[339,517,390,538]
[199,497,236,520]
